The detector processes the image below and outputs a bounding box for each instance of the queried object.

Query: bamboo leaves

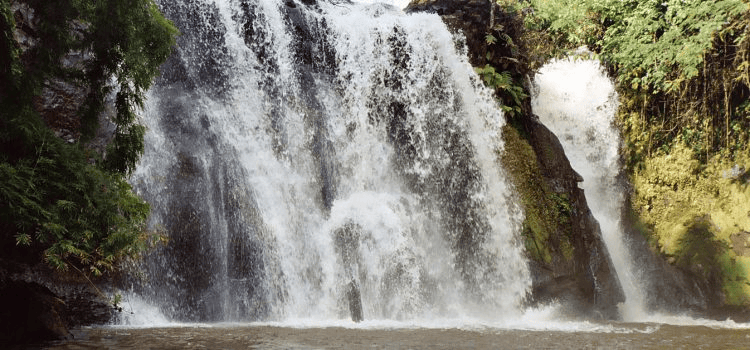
[0,0,172,275]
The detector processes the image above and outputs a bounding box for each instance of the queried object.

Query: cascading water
[531,57,647,320]
[128,0,530,323]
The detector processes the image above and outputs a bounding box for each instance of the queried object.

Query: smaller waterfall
[531,57,647,320]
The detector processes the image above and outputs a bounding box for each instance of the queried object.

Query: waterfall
[531,57,647,320]
[128,0,530,323]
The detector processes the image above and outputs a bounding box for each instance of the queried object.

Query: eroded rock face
[523,118,624,319]
[407,0,625,318]
[10,1,116,152]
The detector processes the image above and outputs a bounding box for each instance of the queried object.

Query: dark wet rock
[11,1,117,154]
[0,259,118,344]
[0,280,70,344]
[347,280,363,322]
[157,0,231,97]
[334,223,361,274]
[406,0,531,75]
[134,150,272,322]
[13,2,89,144]
[334,224,364,322]
[406,0,491,67]
[32,78,88,143]
[523,117,624,319]
[0,261,117,345]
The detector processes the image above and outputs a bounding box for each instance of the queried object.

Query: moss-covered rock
[629,140,750,306]
[501,123,571,264]
[505,117,623,318]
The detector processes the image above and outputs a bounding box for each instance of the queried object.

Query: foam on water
[113,291,750,330]
[117,294,174,327]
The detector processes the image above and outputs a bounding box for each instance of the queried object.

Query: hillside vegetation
[489,0,750,305]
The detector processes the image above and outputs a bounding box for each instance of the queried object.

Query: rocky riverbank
[0,260,116,344]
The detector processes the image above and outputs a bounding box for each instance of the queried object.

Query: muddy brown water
[41,323,750,349]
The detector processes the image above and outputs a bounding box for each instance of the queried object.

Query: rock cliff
[0,2,121,343]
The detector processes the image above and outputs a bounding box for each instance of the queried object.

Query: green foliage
[112,293,123,310]
[495,0,526,15]
[527,0,745,89]
[475,64,528,117]
[0,0,177,275]
[485,33,498,45]
[0,110,155,275]
[471,1,538,119]
[598,0,745,92]
[13,0,178,174]
[526,0,601,48]
[525,0,750,161]
[82,0,179,173]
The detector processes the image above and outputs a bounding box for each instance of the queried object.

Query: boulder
[0,261,117,344]
[0,280,71,344]
[521,117,624,319]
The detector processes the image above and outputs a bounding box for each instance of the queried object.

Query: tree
[0,0,177,276]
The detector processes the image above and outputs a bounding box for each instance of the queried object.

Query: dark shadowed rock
[406,0,532,75]
[0,280,71,344]
[618,201,729,317]
[334,224,364,322]
[406,0,491,67]
[11,1,117,154]
[0,261,117,345]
